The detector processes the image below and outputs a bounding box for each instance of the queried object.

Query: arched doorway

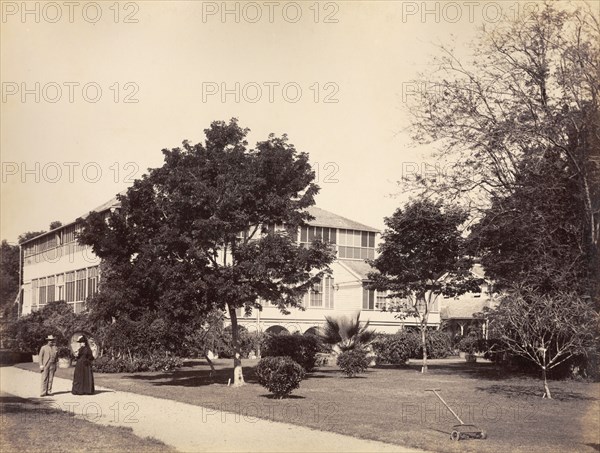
[303,326,320,337]
[265,325,289,335]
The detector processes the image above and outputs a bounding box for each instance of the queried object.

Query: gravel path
[1,366,425,452]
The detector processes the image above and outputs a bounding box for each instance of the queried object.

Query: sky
[1,0,578,243]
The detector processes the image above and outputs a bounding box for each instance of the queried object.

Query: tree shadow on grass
[476,384,598,401]
[123,361,366,387]
[304,369,341,379]
[123,365,260,387]
[403,361,532,381]
[1,395,68,417]
[259,393,306,400]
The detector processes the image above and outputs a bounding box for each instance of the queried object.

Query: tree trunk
[542,367,552,399]
[421,323,428,374]
[203,353,216,377]
[228,304,245,386]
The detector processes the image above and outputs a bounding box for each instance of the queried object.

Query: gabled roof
[83,201,379,233]
[338,260,375,280]
[20,193,123,245]
[84,194,122,218]
[305,206,379,232]
[20,197,377,245]
[439,297,492,320]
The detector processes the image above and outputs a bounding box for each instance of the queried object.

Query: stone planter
[58,357,72,368]
[32,354,39,363]
[465,353,477,363]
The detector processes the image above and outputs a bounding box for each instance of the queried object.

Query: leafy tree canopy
[368,199,479,299]
[79,119,335,384]
[405,3,599,301]
[469,150,588,294]
[367,199,480,373]
[0,240,20,316]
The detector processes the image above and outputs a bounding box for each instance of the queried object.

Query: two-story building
[19,196,119,316]
[235,206,440,335]
[18,195,448,334]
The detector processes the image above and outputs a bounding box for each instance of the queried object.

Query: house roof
[85,194,122,217]
[338,260,375,280]
[20,197,377,245]
[305,206,379,232]
[20,193,123,245]
[439,297,491,320]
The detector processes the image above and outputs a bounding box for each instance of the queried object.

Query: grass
[0,392,174,452]
[16,357,600,453]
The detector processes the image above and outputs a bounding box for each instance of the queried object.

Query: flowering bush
[337,349,370,377]
[255,356,305,398]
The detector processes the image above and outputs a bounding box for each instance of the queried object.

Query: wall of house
[235,260,438,335]
[21,240,100,315]
[19,209,443,335]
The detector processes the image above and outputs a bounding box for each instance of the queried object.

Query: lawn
[16,358,600,453]
[0,392,174,452]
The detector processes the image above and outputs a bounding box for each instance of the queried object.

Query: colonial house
[18,195,489,335]
[19,196,119,316]
[234,206,441,335]
[439,264,496,340]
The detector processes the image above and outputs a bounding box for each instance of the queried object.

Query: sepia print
[1,1,599,452]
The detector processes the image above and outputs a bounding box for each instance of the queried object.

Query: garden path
[1,366,426,452]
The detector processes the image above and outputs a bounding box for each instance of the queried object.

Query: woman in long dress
[72,335,95,395]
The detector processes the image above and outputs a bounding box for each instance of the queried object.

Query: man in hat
[39,335,58,396]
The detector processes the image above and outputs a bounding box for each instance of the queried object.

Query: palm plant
[320,312,376,353]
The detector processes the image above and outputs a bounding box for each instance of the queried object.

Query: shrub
[337,349,370,377]
[315,352,331,367]
[371,333,416,365]
[132,353,184,372]
[93,356,130,373]
[215,327,265,359]
[92,352,183,373]
[451,334,464,350]
[2,301,92,355]
[419,330,452,359]
[262,333,321,372]
[57,347,73,360]
[3,314,55,354]
[255,356,305,398]
[457,335,483,355]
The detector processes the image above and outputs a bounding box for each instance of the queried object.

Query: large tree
[367,200,480,373]
[0,240,20,317]
[406,2,600,301]
[79,119,335,385]
[468,149,587,293]
[1,223,61,318]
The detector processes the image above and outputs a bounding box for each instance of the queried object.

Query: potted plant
[458,335,480,363]
[57,346,73,368]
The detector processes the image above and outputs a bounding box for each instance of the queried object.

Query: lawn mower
[425,389,487,441]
